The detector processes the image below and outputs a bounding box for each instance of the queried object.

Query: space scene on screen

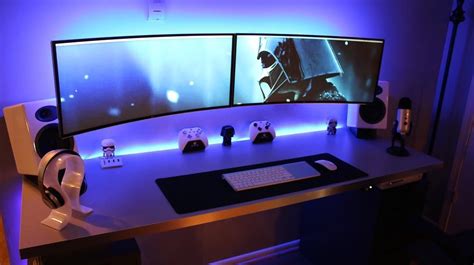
[233,36,383,104]
[56,36,232,135]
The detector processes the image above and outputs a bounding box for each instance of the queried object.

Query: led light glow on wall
[81,123,342,159]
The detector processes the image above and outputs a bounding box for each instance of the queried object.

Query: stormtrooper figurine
[101,139,116,158]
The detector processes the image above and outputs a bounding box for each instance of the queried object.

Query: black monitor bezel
[52,33,384,138]
[231,33,385,107]
[51,33,236,138]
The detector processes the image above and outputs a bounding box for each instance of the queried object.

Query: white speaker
[347,81,389,138]
[3,99,77,176]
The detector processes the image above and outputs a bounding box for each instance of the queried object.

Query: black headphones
[37,149,88,209]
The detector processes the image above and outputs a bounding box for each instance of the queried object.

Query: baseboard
[0,215,10,265]
[209,240,300,265]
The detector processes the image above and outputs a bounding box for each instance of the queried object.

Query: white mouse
[314,160,338,171]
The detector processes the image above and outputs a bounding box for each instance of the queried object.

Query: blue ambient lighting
[110,141,178,157]
[50,0,350,161]
[277,123,332,136]
[81,124,342,160]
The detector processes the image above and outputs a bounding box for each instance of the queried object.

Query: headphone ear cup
[57,168,87,195]
[80,176,88,195]
[43,187,65,209]
[41,192,56,209]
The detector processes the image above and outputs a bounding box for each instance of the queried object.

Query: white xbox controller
[178,127,209,152]
[249,121,276,143]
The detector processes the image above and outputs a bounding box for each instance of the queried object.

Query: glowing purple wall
[0,0,453,157]
[0,1,453,264]
[0,0,453,154]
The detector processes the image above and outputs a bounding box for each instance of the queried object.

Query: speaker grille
[35,124,75,158]
[35,105,57,122]
[359,98,386,124]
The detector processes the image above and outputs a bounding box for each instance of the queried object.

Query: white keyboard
[223,161,320,191]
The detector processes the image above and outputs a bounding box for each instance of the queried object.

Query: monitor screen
[53,34,233,137]
[233,34,384,105]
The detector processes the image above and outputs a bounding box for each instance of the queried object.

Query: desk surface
[19,129,442,259]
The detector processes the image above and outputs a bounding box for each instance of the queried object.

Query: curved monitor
[52,34,233,137]
[233,34,384,105]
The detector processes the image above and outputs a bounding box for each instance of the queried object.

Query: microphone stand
[427,0,465,155]
[422,0,465,230]
[387,120,411,157]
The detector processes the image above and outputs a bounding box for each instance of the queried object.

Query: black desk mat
[156,153,368,214]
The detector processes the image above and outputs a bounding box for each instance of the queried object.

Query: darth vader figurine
[257,37,346,102]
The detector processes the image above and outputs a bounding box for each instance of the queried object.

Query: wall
[0,0,453,264]
[0,0,453,153]
[443,74,474,234]
[424,0,474,228]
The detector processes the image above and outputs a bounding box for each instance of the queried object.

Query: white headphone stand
[41,153,93,231]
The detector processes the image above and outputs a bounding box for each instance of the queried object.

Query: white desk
[19,129,442,259]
